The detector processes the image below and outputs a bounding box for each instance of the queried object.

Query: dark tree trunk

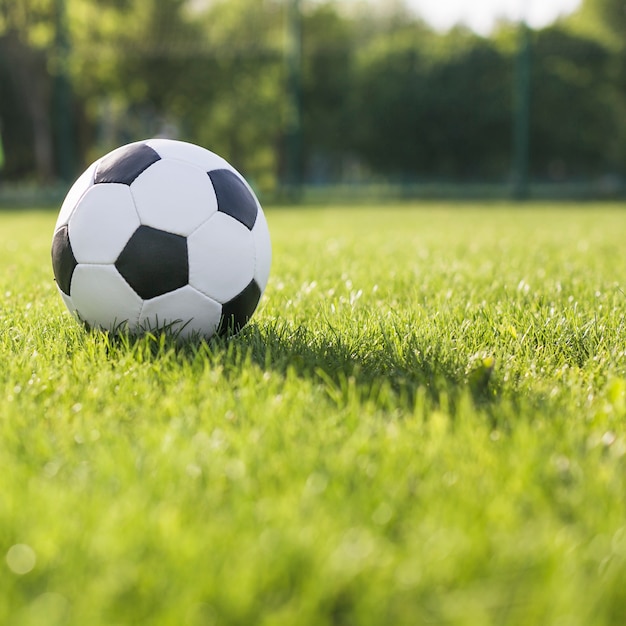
[0,31,54,182]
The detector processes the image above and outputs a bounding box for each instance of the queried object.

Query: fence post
[512,21,531,200]
[285,0,302,197]
[54,0,75,183]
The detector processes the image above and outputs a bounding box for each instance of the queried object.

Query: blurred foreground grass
[1,203,625,625]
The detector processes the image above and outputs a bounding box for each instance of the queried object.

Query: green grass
[1,202,625,625]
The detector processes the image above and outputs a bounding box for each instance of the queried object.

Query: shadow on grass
[95,317,505,421]
[243,320,501,414]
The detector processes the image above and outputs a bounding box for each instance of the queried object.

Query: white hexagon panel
[251,208,272,292]
[68,184,140,264]
[70,265,143,331]
[131,159,218,236]
[188,213,255,303]
[55,161,98,231]
[138,285,222,339]
[145,138,231,173]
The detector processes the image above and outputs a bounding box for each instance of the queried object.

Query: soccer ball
[51,139,271,339]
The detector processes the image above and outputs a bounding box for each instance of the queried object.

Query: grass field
[1,202,625,625]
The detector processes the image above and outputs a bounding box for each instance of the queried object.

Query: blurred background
[0,0,624,203]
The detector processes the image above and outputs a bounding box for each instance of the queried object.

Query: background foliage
[0,0,625,192]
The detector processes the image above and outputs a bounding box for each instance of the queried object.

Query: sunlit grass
[1,203,625,625]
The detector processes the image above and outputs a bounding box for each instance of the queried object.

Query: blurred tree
[188,0,285,190]
[0,0,57,180]
[0,0,216,178]
[568,0,626,175]
[352,26,512,180]
[573,0,626,42]
[528,26,621,178]
[300,2,355,183]
[1,0,625,189]
[67,0,206,157]
[0,42,37,178]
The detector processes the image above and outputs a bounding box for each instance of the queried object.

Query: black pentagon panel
[115,226,188,300]
[94,143,161,186]
[51,225,77,296]
[218,279,261,336]
[208,169,258,230]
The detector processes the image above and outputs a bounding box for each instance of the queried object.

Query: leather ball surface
[51,139,271,338]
